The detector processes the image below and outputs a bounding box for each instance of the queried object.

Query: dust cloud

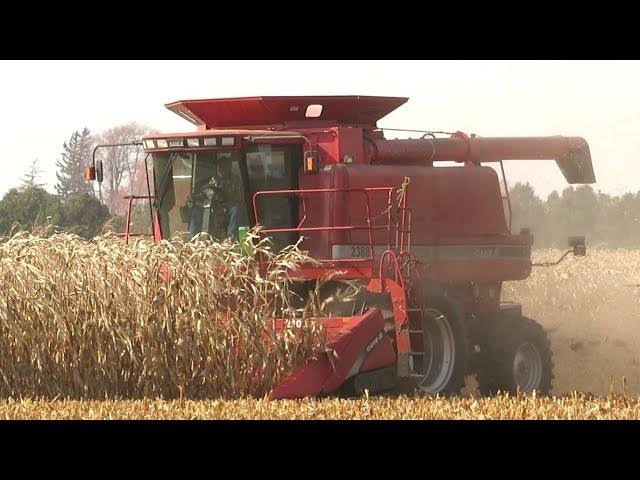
[502,249,640,396]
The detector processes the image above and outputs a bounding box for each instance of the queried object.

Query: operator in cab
[187,156,243,242]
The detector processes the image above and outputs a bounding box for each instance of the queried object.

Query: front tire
[402,293,470,396]
[477,316,554,396]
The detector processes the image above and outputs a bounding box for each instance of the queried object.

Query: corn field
[0,229,639,418]
[0,230,323,399]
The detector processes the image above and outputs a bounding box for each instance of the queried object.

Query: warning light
[304,151,319,174]
[85,166,96,181]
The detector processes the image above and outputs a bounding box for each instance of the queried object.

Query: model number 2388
[350,246,371,258]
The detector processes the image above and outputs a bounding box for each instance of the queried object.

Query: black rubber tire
[401,291,470,397]
[477,316,554,396]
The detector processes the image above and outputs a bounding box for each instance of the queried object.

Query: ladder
[406,307,428,380]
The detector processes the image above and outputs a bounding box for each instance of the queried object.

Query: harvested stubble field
[0,231,639,419]
[2,393,640,419]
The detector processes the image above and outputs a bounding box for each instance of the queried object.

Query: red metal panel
[288,164,533,283]
[165,96,408,128]
[367,277,410,354]
[297,167,333,259]
[336,126,365,164]
[270,309,392,399]
[359,337,396,373]
[426,258,532,282]
[319,308,387,394]
[343,165,510,245]
[269,356,332,399]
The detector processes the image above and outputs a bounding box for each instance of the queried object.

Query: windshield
[152,144,301,247]
[153,150,249,241]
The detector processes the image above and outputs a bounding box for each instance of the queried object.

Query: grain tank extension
[90,96,596,397]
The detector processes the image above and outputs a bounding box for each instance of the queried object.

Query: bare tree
[22,159,46,189]
[95,122,154,212]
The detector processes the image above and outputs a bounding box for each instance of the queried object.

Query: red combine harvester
[88,95,596,398]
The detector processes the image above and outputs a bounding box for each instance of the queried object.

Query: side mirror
[85,160,103,183]
[96,160,104,183]
[569,236,586,256]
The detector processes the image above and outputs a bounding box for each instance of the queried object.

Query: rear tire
[477,316,553,396]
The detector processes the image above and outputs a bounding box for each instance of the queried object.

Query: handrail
[122,195,156,200]
[378,249,406,292]
[252,187,396,266]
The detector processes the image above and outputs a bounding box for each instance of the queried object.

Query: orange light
[85,167,96,181]
[304,151,319,174]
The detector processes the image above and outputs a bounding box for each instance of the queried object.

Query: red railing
[118,195,156,244]
[252,187,406,267]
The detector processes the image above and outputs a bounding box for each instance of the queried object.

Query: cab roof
[165,95,408,129]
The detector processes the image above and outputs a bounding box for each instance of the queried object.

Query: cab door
[243,144,302,251]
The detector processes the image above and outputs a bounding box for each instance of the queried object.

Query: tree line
[0,123,155,238]
[53,124,155,212]
[509,182,640,248]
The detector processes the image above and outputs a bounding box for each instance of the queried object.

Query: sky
[0,60,638,199]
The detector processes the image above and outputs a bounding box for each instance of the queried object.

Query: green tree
[55,128,95,199]
[612,192,640,248]
[508,184,640,248]
[560,185,599,245]
[0,186,64,235]
[508,182,547,244]
[594,191,616,247]
[61,193,112,238]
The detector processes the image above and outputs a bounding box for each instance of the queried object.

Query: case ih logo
[472,247,499,258]
[366,332,385,353]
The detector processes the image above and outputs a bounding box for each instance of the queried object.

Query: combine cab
[88,95,596,398]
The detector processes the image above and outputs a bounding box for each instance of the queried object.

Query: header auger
[88,95,596,398]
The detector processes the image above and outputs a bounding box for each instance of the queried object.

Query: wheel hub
[513,342,543,393]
